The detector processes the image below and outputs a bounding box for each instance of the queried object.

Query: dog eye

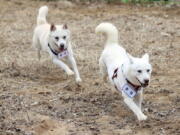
[55,37,59,41]
[147,69,150,72]
[137,70,142,73]
[63,36,66,39]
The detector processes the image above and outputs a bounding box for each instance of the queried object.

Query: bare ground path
[0,0,180,134]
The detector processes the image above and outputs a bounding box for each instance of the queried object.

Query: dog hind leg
[99,57,107,82]
[37,49,41,60]
[32,35,41,60]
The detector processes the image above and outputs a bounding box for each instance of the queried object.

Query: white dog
[33,6,81,83]
[96,23,152,121]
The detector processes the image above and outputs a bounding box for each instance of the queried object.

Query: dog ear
[50,24,56,31]
[127,53,133,64]
[63,24,68,29]
[142,53,149,61]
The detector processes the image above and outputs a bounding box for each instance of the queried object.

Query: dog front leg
[123,95,147,121]
[53,58,74,76]
[68,56,82,83]
[134,89,143,110]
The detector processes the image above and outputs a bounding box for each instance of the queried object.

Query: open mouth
[59,46,67,52]
[141,83,148,87]
[59,47,64,51]
[136,78,148,88]
[53,43,65,52]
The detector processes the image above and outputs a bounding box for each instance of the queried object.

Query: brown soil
[0,0,180,135]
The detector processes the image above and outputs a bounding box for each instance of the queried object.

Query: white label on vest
[122,84,137,98]
[58,50,69,59]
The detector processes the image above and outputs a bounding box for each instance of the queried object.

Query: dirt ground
[0,0,180,135]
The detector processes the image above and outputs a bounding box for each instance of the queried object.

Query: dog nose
[60,44,64,48]
[144,79,149,84]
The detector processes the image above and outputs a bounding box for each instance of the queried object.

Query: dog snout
[144,79,149,84]
[141,79,149,87]
[60,43,64,48]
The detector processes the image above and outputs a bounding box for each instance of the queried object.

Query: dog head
[49,24,70,51]
[126,53,152,87]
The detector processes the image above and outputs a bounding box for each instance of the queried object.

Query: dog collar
[112,65,141,92]
[112,68,118,80]
[122,64,141,91]
[48,43,68,56]
[111,67,119,91]
[125,79,141,92]
[48,43,58,56]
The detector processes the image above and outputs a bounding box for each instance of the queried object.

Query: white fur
[37,6,48,25]
[33,6,81,83]
[96,23,152,121]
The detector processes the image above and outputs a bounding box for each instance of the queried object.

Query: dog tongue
[59,48,64,52]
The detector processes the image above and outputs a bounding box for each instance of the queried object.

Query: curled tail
[95,22,118,44]
[37,6,48,25]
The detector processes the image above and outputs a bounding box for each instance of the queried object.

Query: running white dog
[96,23,152,121]
[33,6,81,83]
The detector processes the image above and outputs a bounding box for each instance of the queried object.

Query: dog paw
[67,70,74,76]
[76,78,82,83]
[138,114,147,121]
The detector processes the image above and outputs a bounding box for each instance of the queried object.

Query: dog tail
[37,6,48,26]
[95,22,118,44]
